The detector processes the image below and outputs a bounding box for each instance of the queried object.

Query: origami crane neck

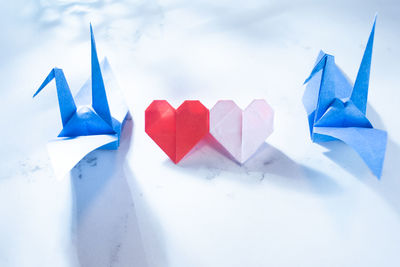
[90,24,113,127]
[33,68,77,127]
[350,15,377,114]
[307,54,337,123]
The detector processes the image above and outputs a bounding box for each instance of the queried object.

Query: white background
[0,0,400,266]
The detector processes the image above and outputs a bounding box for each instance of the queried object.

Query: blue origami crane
[33,24,129,177]
[302,16,387,178]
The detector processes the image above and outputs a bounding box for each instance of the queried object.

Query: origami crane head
[33,24,117,138]
[302,15,387,178]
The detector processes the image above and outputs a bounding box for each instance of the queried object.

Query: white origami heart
[210,100,274,164]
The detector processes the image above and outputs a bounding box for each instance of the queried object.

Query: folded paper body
[33,25,128,178]
[210,100,273,164]
[145,100,210,163]
[303,16,387,178]
[145,100,274,164]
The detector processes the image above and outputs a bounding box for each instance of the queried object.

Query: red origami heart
[145,100,209,163]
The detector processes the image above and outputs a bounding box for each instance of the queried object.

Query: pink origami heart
[209,100,274,164]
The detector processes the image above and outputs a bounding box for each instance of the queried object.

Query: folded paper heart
[210,100,274,164]
[145,100,274,164]
[145,100,210,163]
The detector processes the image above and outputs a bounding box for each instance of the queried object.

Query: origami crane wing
[47,135,118,178]
[314,127,387,178]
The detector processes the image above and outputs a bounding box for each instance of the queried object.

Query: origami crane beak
[33,68,58,98]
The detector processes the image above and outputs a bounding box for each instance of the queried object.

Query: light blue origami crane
[302,16,387,178]
[33,24,128,177]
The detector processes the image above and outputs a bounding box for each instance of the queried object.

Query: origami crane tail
[351,15,377,115]
[33,68,77,127]
[90,23,113,127]
[314,126,387,178]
